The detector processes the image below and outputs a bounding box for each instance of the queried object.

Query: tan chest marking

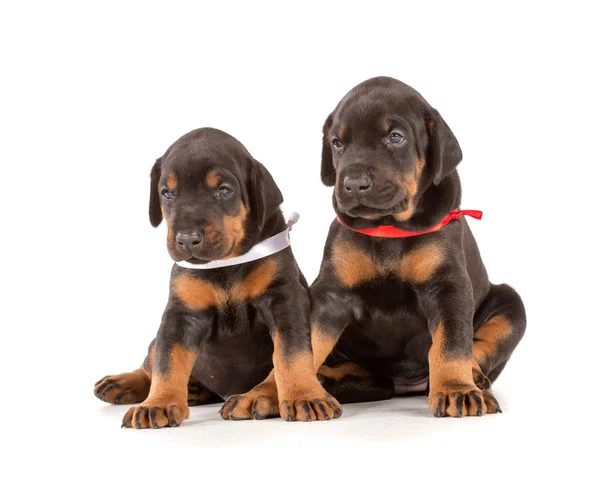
[331,241,379,288]
[394,242,445,283]
[172,275,229,310]
[230,256,278,302]
[332,239,444,288]
[172,257,279,310]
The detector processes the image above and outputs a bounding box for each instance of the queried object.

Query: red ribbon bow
[336,209,483,238]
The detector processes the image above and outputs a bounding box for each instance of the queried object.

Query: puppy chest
[331,239,445,288]
[171,258,279,311]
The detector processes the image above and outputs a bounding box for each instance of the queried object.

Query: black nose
[343,175,372,194]
[176,231,203,252]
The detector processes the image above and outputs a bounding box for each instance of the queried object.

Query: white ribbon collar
[175,212,299,270]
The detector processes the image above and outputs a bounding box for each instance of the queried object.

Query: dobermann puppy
[94,128,342,427]
[310,77,526,417]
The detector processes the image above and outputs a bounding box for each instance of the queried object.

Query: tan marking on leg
[147,345,197,405]
[272,332,342,421]
[331,240,380,288]
[473,314,513,365]
[273,332,316,399]
[470,358,500,413]
[205,169,220,188]
[220,371,280,420]
[167,173,177,191]
[395,242,444,283]
[471,358,491,389]
[231,257,278,302]
[311,327,340,369]
[245,371,277,398]
[122,345,198,428]
[121,345,198,427]
[428,322,473,392]
[318,362,371,381]
[172,275,227,310]
[428,322,484,417]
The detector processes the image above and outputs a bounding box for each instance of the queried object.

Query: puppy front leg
[220,294,343,422]
[425,279,485,418]
[272,329,343,422]
[122,314,199,429]
[272,291,343,422]
[221,334,344,422]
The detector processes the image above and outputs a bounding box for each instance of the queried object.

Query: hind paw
[94,370,150,405]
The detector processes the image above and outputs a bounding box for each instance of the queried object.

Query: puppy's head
[149,128,283,263]
[321,77,462,222]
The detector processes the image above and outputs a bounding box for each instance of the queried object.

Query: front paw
[121,400,189,429]
[429,383,486,418]
[280,388,343,422]
[220,391,279,420]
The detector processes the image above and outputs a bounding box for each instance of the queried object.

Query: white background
[1,1,598,488]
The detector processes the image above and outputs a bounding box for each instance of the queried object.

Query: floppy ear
[426,109,463,185]
[321,114,335,186]
[149,158,163,227]
[250,160,284,229]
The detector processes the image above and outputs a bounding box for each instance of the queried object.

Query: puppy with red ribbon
[310,77,526,417]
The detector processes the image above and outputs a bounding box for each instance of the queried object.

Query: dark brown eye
[389,132,405,144]
[332,138,343,149]
[161,189,174,200]
[217,185,233,198]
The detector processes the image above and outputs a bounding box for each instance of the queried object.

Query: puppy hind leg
[470,284,526,414]
[93,339,156,405]
[318,363,394,404]
[473,284,526,378]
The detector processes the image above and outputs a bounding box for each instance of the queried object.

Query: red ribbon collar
[336,209,483,238]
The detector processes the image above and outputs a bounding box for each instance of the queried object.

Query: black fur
[311,77,526,415]
[95,128,340,427]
